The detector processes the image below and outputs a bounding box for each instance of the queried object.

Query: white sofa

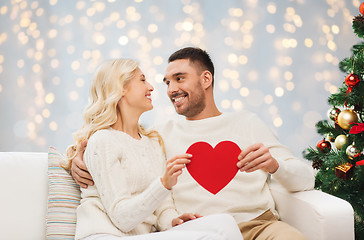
[0,152,355,240]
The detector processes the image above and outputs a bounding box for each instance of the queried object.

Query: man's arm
[71,140,94,188]
[236,112,314,192]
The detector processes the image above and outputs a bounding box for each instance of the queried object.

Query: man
[72,47,315,240]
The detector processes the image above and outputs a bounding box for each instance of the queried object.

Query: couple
[67,47,314,240]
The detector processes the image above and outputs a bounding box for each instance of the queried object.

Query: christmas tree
[303,4,364,239]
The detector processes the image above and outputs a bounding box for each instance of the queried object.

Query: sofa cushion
[46,147,81,239]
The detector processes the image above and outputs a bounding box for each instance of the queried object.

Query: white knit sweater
[75,128,178,240]
[155,111,315,224]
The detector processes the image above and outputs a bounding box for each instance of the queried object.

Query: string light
[0,0,359,157]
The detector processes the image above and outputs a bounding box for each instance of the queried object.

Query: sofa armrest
[269,179,354,240]
[0,152,49,240]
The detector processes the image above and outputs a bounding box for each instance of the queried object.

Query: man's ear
[200,70,213,89]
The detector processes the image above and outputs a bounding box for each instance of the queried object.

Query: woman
[66,59,242,240]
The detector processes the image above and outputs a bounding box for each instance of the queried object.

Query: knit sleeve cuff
[158,208,179,231]
[271,157,284,177]
[145,177,171,203]
[271,157,315,192]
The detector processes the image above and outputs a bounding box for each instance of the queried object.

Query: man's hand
[71,139,94,188]
[161,154,191,190]
[237,143,279,174]
[172,213,203,227]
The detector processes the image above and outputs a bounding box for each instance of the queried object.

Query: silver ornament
[346,145,361,159]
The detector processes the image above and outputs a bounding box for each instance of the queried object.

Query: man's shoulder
[224,110,258,122]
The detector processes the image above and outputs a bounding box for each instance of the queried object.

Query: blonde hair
[64,58,164,170]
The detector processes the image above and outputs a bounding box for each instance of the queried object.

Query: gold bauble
[334,134,348,150]
[337,109,358,130]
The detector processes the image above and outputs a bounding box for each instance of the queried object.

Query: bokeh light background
[0,0,361,158]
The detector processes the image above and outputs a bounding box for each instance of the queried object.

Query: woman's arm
[154,192,180,231]
[85,132,191,233]
[85,134,170,232]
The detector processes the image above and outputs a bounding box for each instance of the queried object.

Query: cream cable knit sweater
[75,128,178,240]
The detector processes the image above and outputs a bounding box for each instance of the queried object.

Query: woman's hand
[161,154,192,190]
[172,213,203,227]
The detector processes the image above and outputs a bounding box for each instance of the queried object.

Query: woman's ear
[200,70,213,89]
[121,85,128,97]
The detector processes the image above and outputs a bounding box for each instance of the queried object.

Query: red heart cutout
[186,141,241,194]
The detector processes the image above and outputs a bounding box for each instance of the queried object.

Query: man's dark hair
[168,47,215,85]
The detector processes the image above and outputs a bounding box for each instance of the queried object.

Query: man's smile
[171,93,187,105]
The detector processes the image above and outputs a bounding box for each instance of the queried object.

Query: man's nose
[167,81,178,94]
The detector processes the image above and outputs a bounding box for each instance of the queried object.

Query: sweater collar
[179,112,226,127]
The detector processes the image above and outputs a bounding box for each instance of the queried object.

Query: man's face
[163,59,206,118]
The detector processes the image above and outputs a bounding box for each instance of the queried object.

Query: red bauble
[345,73,360,88]
[360,2,364,15]
[317,139,332,153]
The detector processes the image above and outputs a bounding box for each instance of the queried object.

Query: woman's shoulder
[90,128,113,138]
[88,128,115,146]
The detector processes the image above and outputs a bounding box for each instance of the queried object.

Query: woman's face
[121,67,154,113]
